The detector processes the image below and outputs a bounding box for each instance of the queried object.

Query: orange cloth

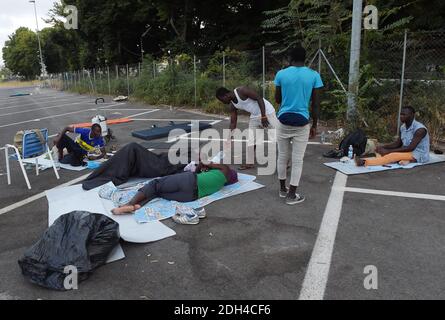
[364,152,415,166]
[71,118,133,128]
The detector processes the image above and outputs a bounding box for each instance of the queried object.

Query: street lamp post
[346,0,363,121]
[29,0,46,77]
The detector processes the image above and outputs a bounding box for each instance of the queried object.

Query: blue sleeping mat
[132,122,212,141]
[10,93,31,97]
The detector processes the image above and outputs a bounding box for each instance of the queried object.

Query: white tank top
[232,88,275,118]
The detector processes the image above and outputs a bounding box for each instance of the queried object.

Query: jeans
[277,123,310,187]
[246,112,280,164]
[139,171,198,203]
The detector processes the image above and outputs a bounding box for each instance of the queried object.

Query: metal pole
[397,30,408,134]
[138,62,141,77]
[222,51,226,87]
[318,39,322,74]
[319,50,348,94]
[153,61,156,78]
[115,65,119,80]
[126,64,130,97]
[93,68,97,94]
[194,55,197,108]
[140,37,144,62]
[347,0,363,121]
[107,66,111,96]
[30,0,46,77]
[262,46,266,98]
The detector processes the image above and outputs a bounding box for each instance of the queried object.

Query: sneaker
[172,212,200,225]
[194,207,207,219]
[285,193,305,205]
[279,188,289,198]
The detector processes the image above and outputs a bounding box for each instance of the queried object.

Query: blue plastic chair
[4,128,60,189]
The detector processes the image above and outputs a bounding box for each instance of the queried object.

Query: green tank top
[197,169,227,198]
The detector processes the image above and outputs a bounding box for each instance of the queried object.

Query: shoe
[285,193,305,205]
[172,212,200,225]
[194,207,207,219]
[323,149,344,159]
[279,188,289,198]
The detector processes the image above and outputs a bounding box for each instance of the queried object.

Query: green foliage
[404,82,445,148]
[0,66,13,80]
[2,27,40,79]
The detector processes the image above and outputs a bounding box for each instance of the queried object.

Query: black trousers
[139,171,198,203]
[82,142,187,190]
[56,134,85,166]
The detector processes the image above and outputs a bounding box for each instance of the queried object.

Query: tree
[40,26,83,73]
[2,27,41,79]
[0,66,13,80]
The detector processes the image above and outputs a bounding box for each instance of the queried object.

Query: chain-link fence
[46,31,444,143]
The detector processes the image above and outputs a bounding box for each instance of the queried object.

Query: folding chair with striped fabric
[4,128,60,189]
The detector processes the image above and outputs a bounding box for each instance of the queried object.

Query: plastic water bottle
[320,131,326,144]
[348,145,354,159]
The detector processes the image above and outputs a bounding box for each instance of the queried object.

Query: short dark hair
[402,106,416,114]
[91,123,102,131]
[216,87,230,99]
[289,46,306,63]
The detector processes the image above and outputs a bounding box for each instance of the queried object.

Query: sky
[0,0,57,66]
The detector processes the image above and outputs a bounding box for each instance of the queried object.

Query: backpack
[13,129,46,155]
[338,129,368,157]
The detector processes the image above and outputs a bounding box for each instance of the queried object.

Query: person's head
[91,123,102,138]
[215,87,233,104]
[400,106,416,124]
[289,46,306,64]
[226,169,238,185]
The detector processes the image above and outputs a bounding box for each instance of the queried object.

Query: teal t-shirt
[274,66,324,119]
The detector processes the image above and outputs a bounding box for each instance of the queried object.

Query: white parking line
[0,103,124,128]
[344,187,445,202]
[0,97,90,110]
[101,108,156,111]
[0,101,89,117]
[299,172,348,300]
[127,109,160,118]
[0,173,91,216]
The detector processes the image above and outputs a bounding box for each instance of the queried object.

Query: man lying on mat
[356,106,430,167]
[54,123,106,166]
[111,163,238,215]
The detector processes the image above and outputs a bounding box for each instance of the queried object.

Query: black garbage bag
[18,211,120,290]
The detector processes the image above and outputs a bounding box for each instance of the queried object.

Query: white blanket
[22,158,87,171]
[324,153,445,175]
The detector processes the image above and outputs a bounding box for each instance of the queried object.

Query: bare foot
[398,160,411,166]
[112,204,141,215]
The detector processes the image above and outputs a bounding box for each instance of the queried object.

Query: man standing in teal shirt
[274,46,324,205]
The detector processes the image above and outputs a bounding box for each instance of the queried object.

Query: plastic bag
[18,211,120,290]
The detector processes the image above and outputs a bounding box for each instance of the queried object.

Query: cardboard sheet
[324,153,445,175]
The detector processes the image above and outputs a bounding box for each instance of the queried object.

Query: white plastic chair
[4,128,60,189]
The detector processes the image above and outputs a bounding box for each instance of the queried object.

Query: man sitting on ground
[111,162,238,223]
[54,123,106,166]
[216,86,279,170]
[356,106,430,167]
